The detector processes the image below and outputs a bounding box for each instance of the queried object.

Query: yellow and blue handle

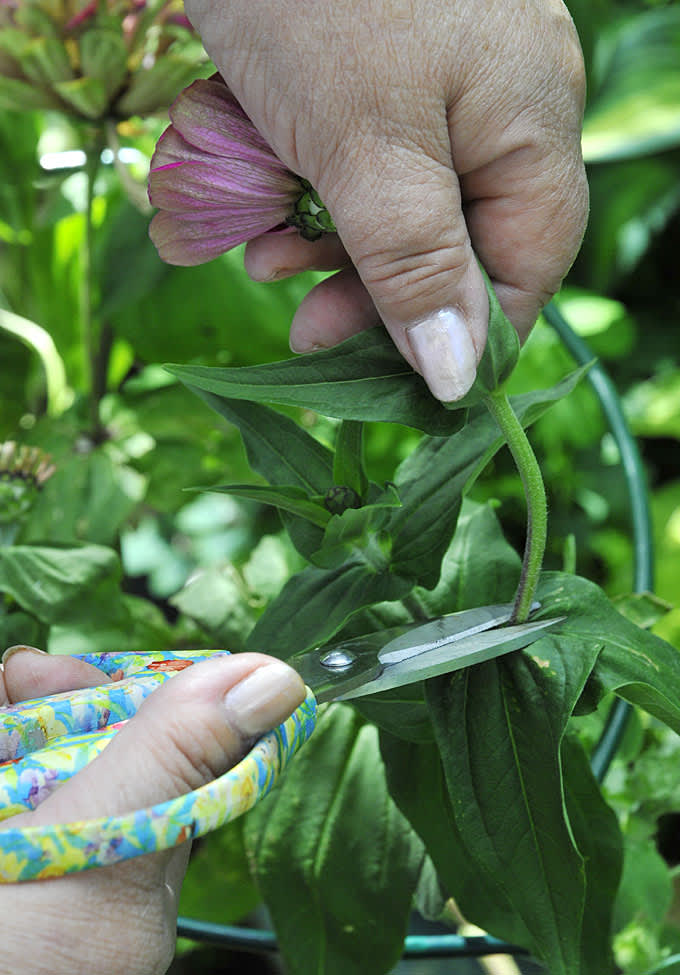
[0,651,317,882]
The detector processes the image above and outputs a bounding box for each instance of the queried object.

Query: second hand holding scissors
[0,602,562,881]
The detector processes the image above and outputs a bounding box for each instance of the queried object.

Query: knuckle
[358,238,470,316]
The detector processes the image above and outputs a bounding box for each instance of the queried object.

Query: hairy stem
[483,391,547,622]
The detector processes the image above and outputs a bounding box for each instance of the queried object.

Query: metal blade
[336,616,564,700]
[378,602,525,665]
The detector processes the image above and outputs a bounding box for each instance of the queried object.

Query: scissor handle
[0,651,317,881]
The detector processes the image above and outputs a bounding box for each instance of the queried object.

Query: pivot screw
[320,648,356,672]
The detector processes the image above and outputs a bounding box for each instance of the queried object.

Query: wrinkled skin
[0,649,304,975]
[184,0,588,399]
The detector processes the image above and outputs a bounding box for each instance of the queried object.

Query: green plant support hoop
[177,301,654,963]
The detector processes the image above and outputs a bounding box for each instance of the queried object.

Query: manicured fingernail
[223,662,306,738]
[2,645,47,664]
[406,309,477,401]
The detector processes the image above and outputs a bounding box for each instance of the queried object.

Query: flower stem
[483,390,547,623]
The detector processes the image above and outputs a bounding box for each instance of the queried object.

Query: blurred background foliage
[0,0,679,971]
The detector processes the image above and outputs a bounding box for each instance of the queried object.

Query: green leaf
[420,627,604,974]
[0,543,120,623]
[244,705,426,975]
[309,485,400,570]
[0,610,46,654]
[169,566,256,651]
[78,28,128,99]
[245,554,411,657]
[450,268,520,405]
[534,572,680,735]
[561,735,623,972]
[206,483,331,528]
[170,328,467,435]
[333,420,369,498]
[96,200,167,319]
[189,387,333,558]
[188,387,333,495]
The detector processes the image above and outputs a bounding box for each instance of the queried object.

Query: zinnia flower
[148,75,335,266]
[0,0,207,120]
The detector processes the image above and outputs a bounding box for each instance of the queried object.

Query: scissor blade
[336,617,564,700]
[378,602,526,665]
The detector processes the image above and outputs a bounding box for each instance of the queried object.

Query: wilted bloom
[0,0,208,121]
[148,75,335,266]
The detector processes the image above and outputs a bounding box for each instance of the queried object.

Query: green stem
[483,390,547,623]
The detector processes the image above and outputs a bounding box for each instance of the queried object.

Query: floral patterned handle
[0,651,317,882]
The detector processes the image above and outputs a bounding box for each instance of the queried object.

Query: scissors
[0,603,560,882]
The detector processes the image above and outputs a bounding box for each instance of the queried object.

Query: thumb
[317,136,489,402]
[23,653,306,826]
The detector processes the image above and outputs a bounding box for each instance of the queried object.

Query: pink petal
[149,159,298,213]
[149,209,285,265]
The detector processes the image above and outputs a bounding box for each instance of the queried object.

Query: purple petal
[149,209,287,265]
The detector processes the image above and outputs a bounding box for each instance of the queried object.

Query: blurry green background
[1,0,679,972]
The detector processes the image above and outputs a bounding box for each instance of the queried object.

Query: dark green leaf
[534,572,680,735]
[333,420,369,498]
[189,387,333,557]
[419,624,604,974]
[188,387,333,494]
[245,554,411,657]
[562,735,622,973]
[170,328,467,435]
[96,200,167,319]
[206,483,330,528]
[0,609,46,653]
[244,705,426,975]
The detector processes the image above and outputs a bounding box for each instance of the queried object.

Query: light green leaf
[0,544,120,623]
[244,705,426,975]
[169,566,256,650]
[309,485,400,570]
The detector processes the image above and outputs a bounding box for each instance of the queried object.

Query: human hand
[181,0,588,402]
[0,646,305,975]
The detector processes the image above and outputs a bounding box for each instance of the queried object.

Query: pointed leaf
[169,328,467,435]
[244,705,426,975]
[534,572,680,735]
[206,483,330,528]
[333,420,369,497]
[188,386,333,494]
[309,485,400,570]
[245,554,411,656]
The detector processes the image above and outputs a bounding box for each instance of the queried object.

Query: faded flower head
[0,0,207,121]
[148,75,335,266]
[0,441,55,527]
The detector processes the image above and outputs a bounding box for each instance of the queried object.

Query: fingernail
[406,308,477,401]
[2,645,48,665]
[223,662,306,738]
[289,337,324,354]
